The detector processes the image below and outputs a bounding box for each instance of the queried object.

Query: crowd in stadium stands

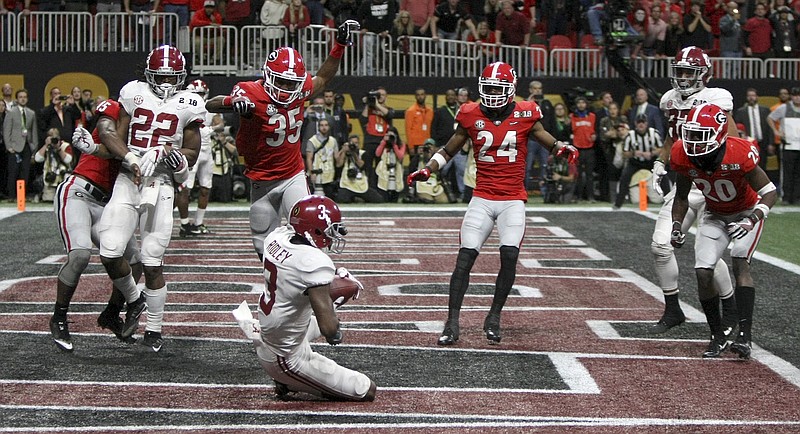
[2,0,800,206]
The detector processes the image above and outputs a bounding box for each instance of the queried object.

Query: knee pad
[499,245,519,268]
[58,249,92,287]
[454,248,479,274]
[650,240,673,261]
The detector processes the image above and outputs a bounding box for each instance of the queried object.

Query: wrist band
[330,43,345,59]
[223,96,232,107]
[754,203,770,219]
[123,152,138,166]
[430,152,447,169]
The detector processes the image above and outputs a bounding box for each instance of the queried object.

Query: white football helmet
[186,79,209,101]
[670,46,712,97]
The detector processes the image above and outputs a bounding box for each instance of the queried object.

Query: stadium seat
[580,34,599,49]
[549,35,575,75]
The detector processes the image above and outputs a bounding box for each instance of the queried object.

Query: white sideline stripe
[528,216,549,223]
[578,248,611,261]
[377,283,541,298]
[549,353,601,394]
[544,227,575,238]
[613,268,707,322]
[520,259,542,267]
[0,405,798,430]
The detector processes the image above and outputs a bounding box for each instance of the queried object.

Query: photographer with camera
[34,128,73,202]
[542,154,578,204]
[375,127,406,203]
[409,138,451,204]
[335,134,383,203]
[301,96,336,154]
[305,119,339,199]
[359,86,394,189]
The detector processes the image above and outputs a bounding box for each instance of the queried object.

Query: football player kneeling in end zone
[232,195,376,401]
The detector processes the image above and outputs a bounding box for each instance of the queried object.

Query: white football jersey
[118,80,206,156]
[198,111,215,157]
[660,87,733,142]
[258,226,335,356]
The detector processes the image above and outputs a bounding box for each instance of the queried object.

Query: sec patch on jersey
[330,269,363,308]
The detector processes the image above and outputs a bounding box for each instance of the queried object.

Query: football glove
[336,19,360,46]
[727,215,757,239]
[232,95,255,115]
[407,167,431,186]
[335,267,363,301]
[164,149,188,172]
[71,125,98,155]
[555,142,579,165]
[326,326,343,345]
[652,160,667,196]
[139,146,166,177]
[670,221,686,248]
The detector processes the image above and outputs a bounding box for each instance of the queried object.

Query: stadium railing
[2,12,799,82]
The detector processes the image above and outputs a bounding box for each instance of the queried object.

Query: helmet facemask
[682,121,725,157]
[263,67,304,105]
[479,79,514,109]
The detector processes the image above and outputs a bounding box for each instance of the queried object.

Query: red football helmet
[289,195,347,253]
[478,62,517,109]
[262,47,308,105]
[670,46,712,97]
[682,103,728,157]
[145,45,187,99]
[186,79,209,100]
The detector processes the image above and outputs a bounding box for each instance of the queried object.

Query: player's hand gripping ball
[329,267,363,308]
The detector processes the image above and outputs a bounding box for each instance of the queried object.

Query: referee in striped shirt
[613,114,663,209]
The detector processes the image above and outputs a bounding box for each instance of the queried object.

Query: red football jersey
[230,79,312,181]
[456,100,542,201]
[671,136,760,215]
[73,99,123,193]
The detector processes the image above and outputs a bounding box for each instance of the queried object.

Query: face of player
[273,76,298,92]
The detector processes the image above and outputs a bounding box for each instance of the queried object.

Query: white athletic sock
[113,272,140,303]
[195,208,206,226]
[180,218,190,225]
[714,259,734,299]
[144,285,167,333]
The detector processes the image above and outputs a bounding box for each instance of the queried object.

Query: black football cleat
[483,314,501,344]
[702,334,730,358]
[437,321,459,346]
[179,223,201,237]
[651,309,686,334]
[196,224,211,234]
[273,381,291,399]
[121,294,147,339]
[49,316,74,352]
[730,334,752,359]
[141,330,163,352]
[97,309,136,344]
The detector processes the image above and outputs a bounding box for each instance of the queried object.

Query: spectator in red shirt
[570,96,597,202]
[704,0,727,36]
[400,0,436,36]
[495,0,529,46]
[190,0,224,63]
[221,0,253,29]
[283,0,311,49]
[468,20,498,62]
[743,2,773,59]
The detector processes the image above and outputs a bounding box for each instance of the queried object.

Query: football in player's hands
[330,270,363,308]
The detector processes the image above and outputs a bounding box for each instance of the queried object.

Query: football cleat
[651,308,686,334]
[273,380,291,399]
[702,334,730,358]
[437,320,459,346]
[730,333,752,359]
[483,313,502,344]
[122,294,147,338]
[97,309,137,344]
[179,223,201,237]
[49,316,74,352]
[196,224,210,234]
[141,330,164,352]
